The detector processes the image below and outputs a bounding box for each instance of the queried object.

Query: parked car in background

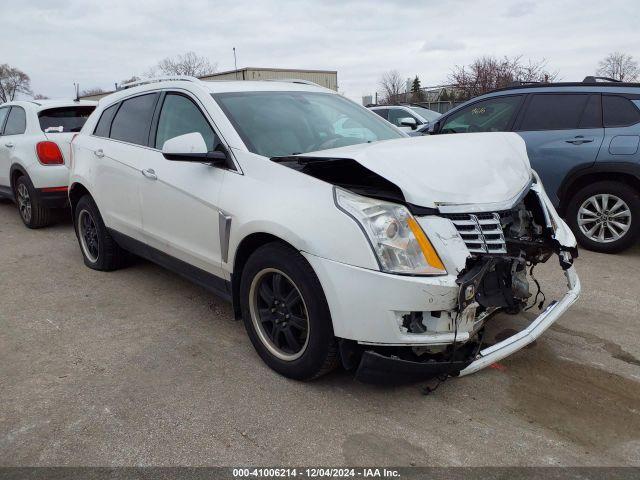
[430,78,640,253]
[68,77,579,384]
[0,99,97,228]
[370,104,440,135]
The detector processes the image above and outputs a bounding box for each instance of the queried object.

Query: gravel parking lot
[1,199,639,467]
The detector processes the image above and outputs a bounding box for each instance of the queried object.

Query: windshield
[213,91,404,157]
[409,106,440,122]
[38,106,95,133]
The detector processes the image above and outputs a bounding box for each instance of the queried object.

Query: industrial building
[80,67,338,100]
[201,67,337,90]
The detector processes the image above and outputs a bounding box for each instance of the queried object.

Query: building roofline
[201,67,338,77]
[79,68,338,99]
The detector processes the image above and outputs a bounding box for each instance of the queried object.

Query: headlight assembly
[334,187,446,275]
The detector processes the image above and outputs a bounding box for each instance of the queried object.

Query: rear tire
[240,242,338,380]
[13,175,53,228]
[74,195,127,271]
[566,181,640,253]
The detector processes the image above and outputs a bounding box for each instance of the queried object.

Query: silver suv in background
[369,104,440,135]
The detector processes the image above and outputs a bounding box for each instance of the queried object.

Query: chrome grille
[444,212,507,254]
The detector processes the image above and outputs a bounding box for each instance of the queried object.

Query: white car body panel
[221,150,380,272]
[305,133,532,209]
[79,135,146,239]
[139,154,226,277]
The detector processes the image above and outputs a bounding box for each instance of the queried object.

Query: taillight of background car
[36,141,64,165]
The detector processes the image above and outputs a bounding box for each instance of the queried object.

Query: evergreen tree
[411,75,424,102]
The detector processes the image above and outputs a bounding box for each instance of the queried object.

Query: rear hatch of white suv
[38,105,96,163]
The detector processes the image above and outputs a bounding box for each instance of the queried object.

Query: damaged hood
[305,132,532,209]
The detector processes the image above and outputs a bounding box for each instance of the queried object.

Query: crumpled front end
[330,173,581,384]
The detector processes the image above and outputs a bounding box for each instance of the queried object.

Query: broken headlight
[334,187,446,275]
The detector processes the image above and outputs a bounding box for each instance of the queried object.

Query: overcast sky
[2,0,639,102]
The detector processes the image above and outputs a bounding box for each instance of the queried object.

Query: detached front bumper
[353,265,580,384]
[459,265,580,376]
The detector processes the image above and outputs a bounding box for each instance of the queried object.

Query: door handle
[141,168,157,180]
[94,149,104,158]
[4,142,14,148]
[565,136,593,145]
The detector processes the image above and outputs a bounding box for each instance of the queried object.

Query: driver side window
[441,95,522,134]
[155,93,219,151]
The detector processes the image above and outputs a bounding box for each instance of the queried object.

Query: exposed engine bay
[454,190,559,318]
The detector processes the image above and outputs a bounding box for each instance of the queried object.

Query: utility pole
[233,47,238,79]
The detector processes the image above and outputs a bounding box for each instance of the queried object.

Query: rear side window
[94,104,118,138]
[603,95,640,127]
[0,107,9,134]
[4,107,26,135]
[39,106,95,133]
[109,93,159,145]
[519,94,595,131]
[155,93,219,150]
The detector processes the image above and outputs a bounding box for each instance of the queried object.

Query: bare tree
[80,87,106,97]
[0,64,32,103]
[597,52,639,81]
[449,56,557,100]
[120,75,140,86]
[148,52,216,78]
[378,70,405,104]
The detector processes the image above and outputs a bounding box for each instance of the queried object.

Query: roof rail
[264,78,323,88]
[119,76,203,90]
[583,76,622,83]
[508,80,545,87]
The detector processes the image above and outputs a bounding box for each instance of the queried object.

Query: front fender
[221,153,381,275]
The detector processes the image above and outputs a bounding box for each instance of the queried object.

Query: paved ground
[1,199,639,467]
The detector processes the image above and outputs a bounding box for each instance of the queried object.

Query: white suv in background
[69,77,580,384]
[0,100,96,227]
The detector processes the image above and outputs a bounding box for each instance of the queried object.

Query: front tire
[74,195,127,271]
[14,175,53,228]
[240,242,338,380]
[566,181,640,253]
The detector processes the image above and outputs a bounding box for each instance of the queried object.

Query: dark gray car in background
[430,78,640,253]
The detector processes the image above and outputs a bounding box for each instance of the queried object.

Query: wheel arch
[558,163,640,215]
[9,163,29,191]
[230,232,300,320]
[68,182,93,218]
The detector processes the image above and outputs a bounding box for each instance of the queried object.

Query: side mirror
[399,117,418,130]
[430,121,441,134]
[162,132,228,167]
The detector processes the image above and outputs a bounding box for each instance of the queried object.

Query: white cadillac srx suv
[69,77,580,383]
[0,100,96,227]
